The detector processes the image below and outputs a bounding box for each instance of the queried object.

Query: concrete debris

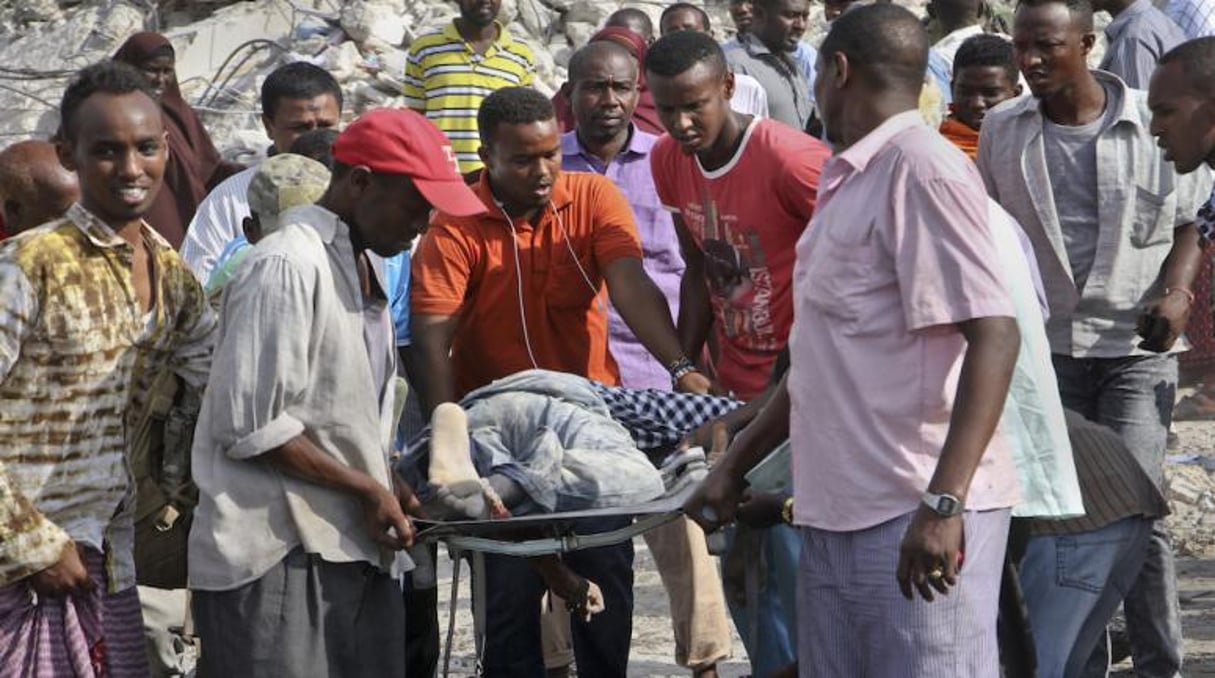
[0,0,766,153]
[0,0,1098,166]
[1166,423,1215,559]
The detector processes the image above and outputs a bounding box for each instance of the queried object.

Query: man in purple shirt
[559,40,733,678]
[561,42,685,391]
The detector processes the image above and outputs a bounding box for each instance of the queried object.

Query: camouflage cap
[246,153,331,236]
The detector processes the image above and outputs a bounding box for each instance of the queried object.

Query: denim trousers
[1051,354,1182,678]
[723,523,800,678]
[1019,517,1154,678]
[481,516,634,678]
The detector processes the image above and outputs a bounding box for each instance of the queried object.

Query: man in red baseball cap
[189,108,480,678]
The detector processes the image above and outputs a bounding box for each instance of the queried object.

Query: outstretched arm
[604,256,710,393]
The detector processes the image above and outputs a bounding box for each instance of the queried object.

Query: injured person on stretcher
[397,369,740,620]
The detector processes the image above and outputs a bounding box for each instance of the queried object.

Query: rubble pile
[0,0,754,161]
[1165,439,1215,558]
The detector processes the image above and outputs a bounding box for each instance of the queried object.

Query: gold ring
[927,568,945,580]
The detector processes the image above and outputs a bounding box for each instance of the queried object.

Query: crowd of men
[3,0,1215,676]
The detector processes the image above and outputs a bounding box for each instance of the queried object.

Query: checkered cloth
[590,384,743,451]
[1198,189,1215,244]
[1167,0,1215,39]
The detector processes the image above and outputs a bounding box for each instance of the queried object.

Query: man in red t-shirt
[647,30,829,401]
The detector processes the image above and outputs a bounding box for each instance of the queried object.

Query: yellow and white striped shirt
[404,21,536,173]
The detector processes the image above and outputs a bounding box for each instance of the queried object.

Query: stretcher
[414,462,707,677]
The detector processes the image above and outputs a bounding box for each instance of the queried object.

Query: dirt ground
[433,419,1215,677]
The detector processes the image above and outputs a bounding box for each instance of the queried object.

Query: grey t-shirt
[1043,82,1121,290]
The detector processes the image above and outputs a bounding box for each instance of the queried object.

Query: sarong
[0,547,150,677]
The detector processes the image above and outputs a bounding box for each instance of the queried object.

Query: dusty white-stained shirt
[0,204,215,591]
[189,204,407,591]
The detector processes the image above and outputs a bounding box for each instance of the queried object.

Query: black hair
[660,3,712,32]
[606,7,655,40]
[819,3,929,94]
[568,41,639,84]
[930,0,983,25]
[645,30,728,79]
[477,87,555,145]
[1015,0,1095,31]
[952,34,1019,84]
[288,127,341,169]
[1159,36,1215,98]
[59,60,158,141]
[260,61,343,120]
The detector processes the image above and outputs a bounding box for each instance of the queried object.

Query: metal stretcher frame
[416,480,703,677]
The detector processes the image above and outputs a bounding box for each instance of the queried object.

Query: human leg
[481,552,549,677]
[1091,356,1182,678]
[1065,519,1153,678]
[796,510,1010,677]
[861,510,1008,677]
[193,548,405,678]
[564,516,636,678]
[137,585,190,677]
[1017,519,1151,678]
[643,516,732,671]
[725,525,798,678]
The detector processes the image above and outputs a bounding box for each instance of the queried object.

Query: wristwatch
[921,491,964,517]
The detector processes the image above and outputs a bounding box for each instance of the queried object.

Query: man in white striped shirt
[179,62,341,282]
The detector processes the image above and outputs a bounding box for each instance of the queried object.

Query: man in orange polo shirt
[412,87,708,407]
[411,86,709,678]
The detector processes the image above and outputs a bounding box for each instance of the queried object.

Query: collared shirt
[977,71,1213,358]
[1100,0,1187,89]
[560,127,684,391]
[205,234,414,346]
[934,24,986,68]
[1166,0,1215,39]
[789,111,1020,532]
[411,172,643,397]
[404,21,536,173]
[731,73,770,118]
[723,38,817,102]
[724,34,814,131]
[0,204,215,591]
[182,164,256,281]
[189,204,405,591]
[988,200,1084,519]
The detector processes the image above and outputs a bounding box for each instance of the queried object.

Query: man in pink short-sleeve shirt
[687,6,1021,675]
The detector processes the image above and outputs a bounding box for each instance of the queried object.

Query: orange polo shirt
[412,171,644,397]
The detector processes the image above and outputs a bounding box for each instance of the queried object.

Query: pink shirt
[789,111,1021,532]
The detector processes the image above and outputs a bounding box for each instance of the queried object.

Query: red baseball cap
[332,107,485,217]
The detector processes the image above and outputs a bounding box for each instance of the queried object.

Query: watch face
[937,496,959,515]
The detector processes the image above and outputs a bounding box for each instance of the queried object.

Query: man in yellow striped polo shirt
[405,0,537,173]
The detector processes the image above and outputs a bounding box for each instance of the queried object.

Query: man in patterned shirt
[0,61,214,676]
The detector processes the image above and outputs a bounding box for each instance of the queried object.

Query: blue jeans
[1019,518,1154,678]
[481,516,634,678]
[723,524,799,678]
[1052,354,1182,678]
